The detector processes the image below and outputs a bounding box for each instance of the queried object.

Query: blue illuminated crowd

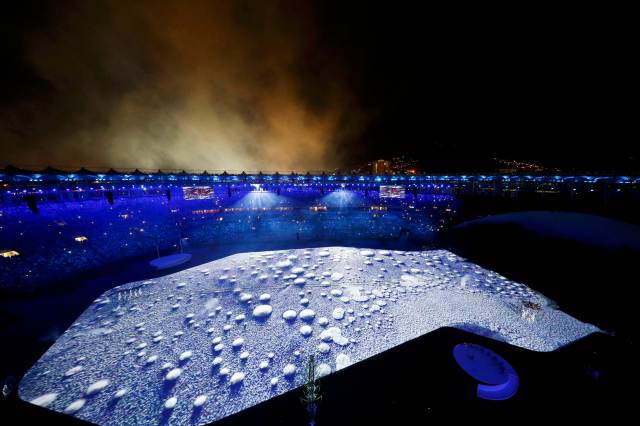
[0,186,458,290]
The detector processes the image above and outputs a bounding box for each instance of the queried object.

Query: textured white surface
[20,247,597,425]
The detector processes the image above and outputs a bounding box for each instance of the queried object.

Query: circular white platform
[149,253,192,270]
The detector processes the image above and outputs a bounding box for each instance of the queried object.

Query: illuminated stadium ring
[453,343,519,400]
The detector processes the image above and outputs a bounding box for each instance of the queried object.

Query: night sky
[1,1,637,172]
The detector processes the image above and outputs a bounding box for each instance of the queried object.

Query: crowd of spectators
[0,186,459,291]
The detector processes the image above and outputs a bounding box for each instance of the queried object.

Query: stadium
[2,166,637,424]
[1,2,638,422]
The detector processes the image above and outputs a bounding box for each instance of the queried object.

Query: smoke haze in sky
[1,0,364,171]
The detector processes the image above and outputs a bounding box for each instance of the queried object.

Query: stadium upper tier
[1,165,638,187]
